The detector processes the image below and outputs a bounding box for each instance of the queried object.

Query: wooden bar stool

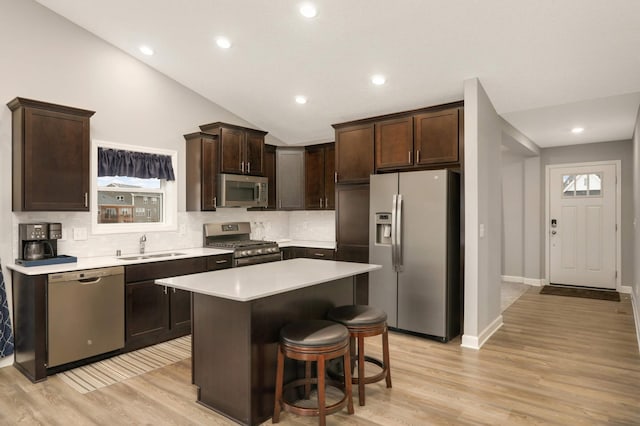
[327,305,392,406]
[273,320,354,426]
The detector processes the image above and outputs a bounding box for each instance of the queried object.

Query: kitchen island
[156,258,380,425]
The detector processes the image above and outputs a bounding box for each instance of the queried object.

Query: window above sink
[91,140,178,235]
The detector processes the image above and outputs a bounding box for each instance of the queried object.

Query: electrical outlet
[73,227,88,241]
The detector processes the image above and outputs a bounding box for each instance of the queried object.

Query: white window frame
[91,139,178,235]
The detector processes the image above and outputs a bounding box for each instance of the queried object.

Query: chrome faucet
[140,234,147,254]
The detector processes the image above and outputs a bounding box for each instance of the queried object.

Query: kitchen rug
[540,285,620,301]
[57,335,191,394]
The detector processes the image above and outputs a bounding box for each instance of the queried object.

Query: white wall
[539,140,634,287]
[632,105,640,347]
[462,78,503,349]
[501,150,525,278]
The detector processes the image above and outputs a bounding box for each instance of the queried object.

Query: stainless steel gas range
[203,222,281,267]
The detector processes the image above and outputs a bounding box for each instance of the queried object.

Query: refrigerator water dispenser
[375,213,392,245]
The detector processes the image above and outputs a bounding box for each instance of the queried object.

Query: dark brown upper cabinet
[375,116,414,170]
[414,108,460,166]
[8,97,95,211]
[185,132,218,211]
[263,144,277,209]
[332,122,374,184]
[304,142,335,210]
[199,122,267,176]
[375,106,461,172]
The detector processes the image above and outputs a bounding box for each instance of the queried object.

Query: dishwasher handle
[48,266,124,283]
[78,277,102,284]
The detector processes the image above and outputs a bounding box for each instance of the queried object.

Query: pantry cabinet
[8,97,95,211]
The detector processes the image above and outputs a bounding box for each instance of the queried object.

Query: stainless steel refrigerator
[369,169,461,342]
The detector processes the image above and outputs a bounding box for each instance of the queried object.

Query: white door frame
[544,160,621,290]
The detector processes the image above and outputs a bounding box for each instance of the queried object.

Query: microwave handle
[255,183,261,202]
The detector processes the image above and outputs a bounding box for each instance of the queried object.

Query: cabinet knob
[325,197,328,208]
[416,149,421,163]
[213,196,217,207]
[215,259,228,264]
[84,192,88,208]
[408,151,412,164]
[163,286,168,295]
[334,171,338,183]
[241,161,245,173]
[320,198,323,208]
[247,162,251,174]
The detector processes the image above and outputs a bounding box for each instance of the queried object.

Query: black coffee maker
[19,223,61,261]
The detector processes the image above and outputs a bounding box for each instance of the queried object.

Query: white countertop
[156,258,380,302]
[6,247,233,276]
[276,240,336,249]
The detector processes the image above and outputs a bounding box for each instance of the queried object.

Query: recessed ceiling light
[139,45,154,56]
[295,95,308,104]
[300,3,317,18]
[216,37,232,49]
[371,74,386,85]
[571,127,584,134]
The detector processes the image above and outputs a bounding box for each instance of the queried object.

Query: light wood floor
[1,287,638,425]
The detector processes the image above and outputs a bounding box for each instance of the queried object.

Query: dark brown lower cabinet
[124,255,232,352]
[280,247,336,260]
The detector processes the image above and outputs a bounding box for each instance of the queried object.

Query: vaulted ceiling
[36,0,640,147]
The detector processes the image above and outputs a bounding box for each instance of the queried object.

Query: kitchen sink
[117,252,186,261]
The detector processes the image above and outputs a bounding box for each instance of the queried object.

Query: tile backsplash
[12,209,335,259]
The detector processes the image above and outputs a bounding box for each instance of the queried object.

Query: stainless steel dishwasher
[47,266,125,367]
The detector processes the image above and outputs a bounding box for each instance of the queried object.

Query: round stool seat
[327,305,387,326]
[280,319,349,347]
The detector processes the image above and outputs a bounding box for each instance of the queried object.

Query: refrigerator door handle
[396,194,403,269]
[391,194,398,270]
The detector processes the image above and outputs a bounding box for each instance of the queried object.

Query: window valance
[98,147,175,181]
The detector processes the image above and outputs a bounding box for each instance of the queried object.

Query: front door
[548,163,617,289]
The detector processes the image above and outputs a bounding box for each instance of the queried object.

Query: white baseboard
[619,285,631,294]
[501,275,544,287]
[0,356,13,369]
[631,290,640,352]
[461,315,504,350]
[523,278,544,287]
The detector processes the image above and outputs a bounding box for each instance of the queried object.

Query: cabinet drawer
[125,257,207,283]
[305,248,336,260]
[206,254,234,271]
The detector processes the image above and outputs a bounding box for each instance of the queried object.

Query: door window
[562,173,602,198]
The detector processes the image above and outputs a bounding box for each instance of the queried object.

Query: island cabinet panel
[333,123,374,184]
[281,247,336,260]
[375,116,414,170]
[414,107,460,165]
[198,122,268,177]
[8,97,95,211]
[192,277,354,425]
[124,257,210,351]
[185,132,218,211]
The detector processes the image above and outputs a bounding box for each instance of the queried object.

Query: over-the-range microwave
[217,173,268,208]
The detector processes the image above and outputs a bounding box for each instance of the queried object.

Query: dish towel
[0,265,14,358]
